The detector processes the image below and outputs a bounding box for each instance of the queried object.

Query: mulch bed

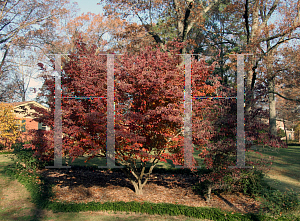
[37,167,262,214]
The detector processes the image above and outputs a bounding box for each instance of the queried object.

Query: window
[21,119,26,132]
[16,119,26,132]
[38,122,47,130]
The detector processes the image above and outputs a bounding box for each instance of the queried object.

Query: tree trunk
[121,163,157,195]
[206,183,212,202]
[283,119,288,144]
[130,179,146,195]
[21,92,26,102]
[0,44,10,78]
[268,77,277,136]
[244,0,259,117]
[245,68,255,116]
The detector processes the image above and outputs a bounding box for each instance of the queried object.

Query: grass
[2,143,300,220]
[0,150,13,155]
[246,144,300,217]
[62,147,204,169]
[0,153,210,221]
[246,145,300,197]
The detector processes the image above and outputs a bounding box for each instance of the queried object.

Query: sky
[27,0,102,102]
[73,0,103,14]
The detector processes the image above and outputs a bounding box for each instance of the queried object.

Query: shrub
[0,102,23,149]
[192,168,266,199]
[12,142,47,170]
[260,188,300,215]
[220,169,265,196]
[277,128,286,138]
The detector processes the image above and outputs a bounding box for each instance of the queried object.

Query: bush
[12,142,47,170]
[0,143,5,150]
[277,128,286,138]
[260,188,300,215]
[192,168,266,198]
[192,168,300,217]
[221,169,265,196]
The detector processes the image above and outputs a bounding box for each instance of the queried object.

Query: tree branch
[269,91,300,103]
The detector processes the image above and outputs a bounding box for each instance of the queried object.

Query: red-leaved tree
[26,37,218,195]
[25,36,287,197]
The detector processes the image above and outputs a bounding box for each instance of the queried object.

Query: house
[260,118,295,140]
[276,119,295,140]
[9,101,50,141]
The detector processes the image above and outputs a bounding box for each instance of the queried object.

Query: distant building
[8,101,50,142]
[276,119,295,140]
[260,118,295,140]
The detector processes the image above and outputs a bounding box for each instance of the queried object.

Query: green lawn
[246,145,300,200]
[62,147,204,169]
[2,143,300,220]
[0,154,210,221]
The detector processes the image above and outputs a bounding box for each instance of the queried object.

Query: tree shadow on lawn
[247,145,300,199]
[0,207,45,221]
[262,146,300,166]
[263,169,300,199]
[39,166,203,195]
[39,166,265,215]
[44,166,262,214]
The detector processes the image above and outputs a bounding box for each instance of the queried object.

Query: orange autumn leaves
[0,103,24,148]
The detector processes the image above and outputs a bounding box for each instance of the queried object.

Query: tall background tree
[99,0,300,138]
[274,43,300,141]
[99,0,221,53]
[241,0,300,135]
[0,0,77,102]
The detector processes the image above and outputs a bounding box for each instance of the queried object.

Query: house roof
[6,101,49,111]
[259,117,294,130]
[9,101,32,106]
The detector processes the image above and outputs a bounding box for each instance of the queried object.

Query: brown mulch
[37,168,261,215]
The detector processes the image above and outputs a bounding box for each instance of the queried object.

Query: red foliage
[25,37,287,195]
[113,43,217,168]
[196,79,287,193]
[25,38,218,194]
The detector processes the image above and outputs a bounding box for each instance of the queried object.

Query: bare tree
[243,0,300,135]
